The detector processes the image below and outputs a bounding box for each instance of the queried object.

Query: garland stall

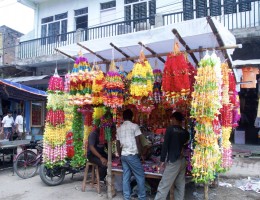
[43,71,67,167]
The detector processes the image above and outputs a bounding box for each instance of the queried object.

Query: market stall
[41,16,241,199]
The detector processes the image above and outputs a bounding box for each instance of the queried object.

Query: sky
[0,0,34,34]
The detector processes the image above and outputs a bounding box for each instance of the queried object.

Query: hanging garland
[130,51,154,100]
[162,43,190,108]
[190,53,222,183]
[70,106,86,168]
[43,71,67,168]
[153,68,162,104]
[69,55,93,106]
[92,69,105,105]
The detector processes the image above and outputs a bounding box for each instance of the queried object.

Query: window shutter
[196,0,207,18]
[125,5,131,25]
[41,25,47,45]
[149,0,156,25]
[209,0,221,16]
[61,20,67,41]
[239,0,251,12]
[183,0,194,21]
[224,0,237,14]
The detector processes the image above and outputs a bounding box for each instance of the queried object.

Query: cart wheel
[39,164,65,186]
[14,150,38,179]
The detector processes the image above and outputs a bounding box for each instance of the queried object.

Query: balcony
[17,1,260,61]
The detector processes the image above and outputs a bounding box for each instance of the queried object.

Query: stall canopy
[0,79,47,101]
[57,17,237,72]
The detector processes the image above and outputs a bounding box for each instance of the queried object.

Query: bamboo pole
[107,140,112,200]
[204,184,209,200]
[56,44,240,66]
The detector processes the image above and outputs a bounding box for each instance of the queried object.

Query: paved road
[0,170,108,200]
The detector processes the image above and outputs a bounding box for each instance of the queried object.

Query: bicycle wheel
[14,150,38,179]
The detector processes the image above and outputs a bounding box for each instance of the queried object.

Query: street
[0,156,260,200]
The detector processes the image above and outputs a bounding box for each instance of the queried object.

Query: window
[209,0,221,16]
[239,0,251,12]
[124,0,156,26]
[224,0,237,14]
[75,7,88,16]
[41,12,68,45]
[196,0,207,18]
[101,1,116,10]
[31,101,44,127]
[183,0,194,21]
[75,7,88,30]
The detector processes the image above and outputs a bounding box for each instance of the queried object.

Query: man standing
[15,111,24,140]
[1,111,14,140]
[87,127,108,182]
[116,109,146,200]
[155,112,189,200]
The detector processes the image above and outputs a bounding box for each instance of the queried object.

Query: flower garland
[130,51,154,100]
[153,69,162,104]
[69,55,93,106]
[70,106,86,168]
[162,53,190,106]
[92,69,105,105]
[43,72,67,168]
[190,53,222,184]
[103,62,124,109]
[100,111,113,142]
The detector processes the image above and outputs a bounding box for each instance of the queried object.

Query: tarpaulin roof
[0,79,47,101]
[5,75,49,83]
[57,17,236,72]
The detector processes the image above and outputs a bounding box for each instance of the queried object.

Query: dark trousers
[87,154,107,181]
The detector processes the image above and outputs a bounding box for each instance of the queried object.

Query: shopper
[87,127,108,182]
[15,111,24,140]
[116,109,146,200]
[154,112,189,200]
[1,111,14,140]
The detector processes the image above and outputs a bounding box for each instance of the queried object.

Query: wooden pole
[107,140,112,200]
[204,184,209,200]
[54,48,76,60]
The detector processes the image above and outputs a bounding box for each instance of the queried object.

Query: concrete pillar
[155,13,164,28]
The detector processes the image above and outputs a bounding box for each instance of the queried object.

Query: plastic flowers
[103,61,124,108]
[190,53,222,183]
[69,55,93,106]
[130,51,154,100]
[162,51,190,106]
[43,71,67,168]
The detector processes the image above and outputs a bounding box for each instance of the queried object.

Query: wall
[0,26,23,66]
[36,0,126,38]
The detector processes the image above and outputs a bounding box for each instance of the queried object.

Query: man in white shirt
[15,111,24,140]
[1,111,14,140]
[116,109,146,200]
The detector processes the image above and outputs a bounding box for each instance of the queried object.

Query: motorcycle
[39,162,83,186]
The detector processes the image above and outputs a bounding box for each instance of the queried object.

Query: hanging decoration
[70,106,86,168]
[92,67,105,105]
[153,67,162,104]
[190,53,223,183]
[103,61,124,109]
[162,42,190,108]
[100,110,114,142]
[69,54,93,106]
[43,69,67,168]
[130,51,154,101]
[220,63,233,170]
[229,72,240,127]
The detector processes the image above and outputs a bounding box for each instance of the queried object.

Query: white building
[14,0,259,76]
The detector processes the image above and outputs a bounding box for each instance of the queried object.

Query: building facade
[16,0,260,144]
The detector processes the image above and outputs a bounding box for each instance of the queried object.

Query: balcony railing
[18,17,154,59]
[163,1,260,30]
[18,1,260,60]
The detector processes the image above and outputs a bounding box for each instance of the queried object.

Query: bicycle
[13,140,43,179]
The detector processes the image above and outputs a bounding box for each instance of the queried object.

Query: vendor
[1,111,14,140]
[87,127,108,182]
